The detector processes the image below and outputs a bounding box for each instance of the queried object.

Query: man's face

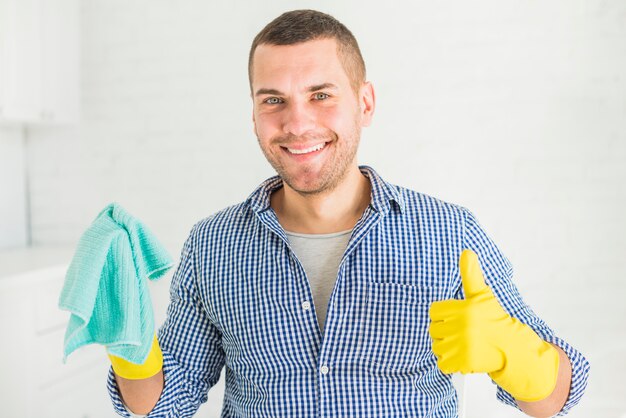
[251,38,374,195]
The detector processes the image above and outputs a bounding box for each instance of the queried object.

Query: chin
[282,177,324,195]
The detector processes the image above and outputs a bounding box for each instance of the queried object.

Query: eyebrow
[254,83,339,97]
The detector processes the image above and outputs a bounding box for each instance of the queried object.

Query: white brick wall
[22,1,626,416]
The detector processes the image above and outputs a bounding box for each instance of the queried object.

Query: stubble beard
[257,125,362,197]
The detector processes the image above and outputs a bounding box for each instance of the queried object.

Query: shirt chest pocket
[357,281,442,372]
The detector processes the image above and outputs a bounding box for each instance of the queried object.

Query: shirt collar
[241,165,405,216]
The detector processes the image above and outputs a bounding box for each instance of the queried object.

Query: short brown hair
[248,9,366,95]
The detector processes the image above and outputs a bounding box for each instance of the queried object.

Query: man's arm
[107,228,226,417]
[107,334,165,415]
[516,344,572,418]
[114,369,164,415]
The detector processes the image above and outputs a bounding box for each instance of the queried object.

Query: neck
[270,165,371,234]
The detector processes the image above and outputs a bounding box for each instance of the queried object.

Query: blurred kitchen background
[1,1,624,417]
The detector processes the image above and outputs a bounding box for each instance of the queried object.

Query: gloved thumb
[460,249,488,298]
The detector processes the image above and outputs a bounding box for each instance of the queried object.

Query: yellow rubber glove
[428,249,559,402]
[107,334,163,380]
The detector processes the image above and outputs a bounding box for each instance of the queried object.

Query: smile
[286,142,328,155]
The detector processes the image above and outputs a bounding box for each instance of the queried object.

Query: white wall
[20,1,626,417]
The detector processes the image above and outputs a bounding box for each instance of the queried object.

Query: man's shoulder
[187,201,254,240]
[394,184,469,219]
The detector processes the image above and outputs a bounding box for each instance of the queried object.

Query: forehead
[251,38,350,91]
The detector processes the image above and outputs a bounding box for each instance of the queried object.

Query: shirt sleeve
[107,224,226,417]
[460,208,590,416]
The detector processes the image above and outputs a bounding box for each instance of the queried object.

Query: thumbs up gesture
[428,249,560,402]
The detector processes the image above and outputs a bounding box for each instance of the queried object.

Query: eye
[313,92,329,100]
[264,97,283,105]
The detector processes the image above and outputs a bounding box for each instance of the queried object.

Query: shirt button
[320,365,329,375]
[301,301,311,310]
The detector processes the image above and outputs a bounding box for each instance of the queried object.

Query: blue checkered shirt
[108,165,589,417]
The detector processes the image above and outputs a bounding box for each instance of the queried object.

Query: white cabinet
[0,0,42,123]
[0,128,28,250]
[39,0,80,124]
[0,248,118,418]
[0,0,79,125]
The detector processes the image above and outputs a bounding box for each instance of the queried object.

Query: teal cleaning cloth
[59,202,174,364]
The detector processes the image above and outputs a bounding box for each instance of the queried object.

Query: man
[107,9,589,417]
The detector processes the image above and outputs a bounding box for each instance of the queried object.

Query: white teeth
[287,142,326,155]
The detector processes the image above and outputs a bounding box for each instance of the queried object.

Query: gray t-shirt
[284,228,353,334]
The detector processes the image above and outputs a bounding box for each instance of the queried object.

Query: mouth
[281,141,330,157]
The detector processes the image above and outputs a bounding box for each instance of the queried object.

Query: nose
[282,100,315,137]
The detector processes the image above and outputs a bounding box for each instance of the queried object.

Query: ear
[359,81,375,127]
[252,108,257,136]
